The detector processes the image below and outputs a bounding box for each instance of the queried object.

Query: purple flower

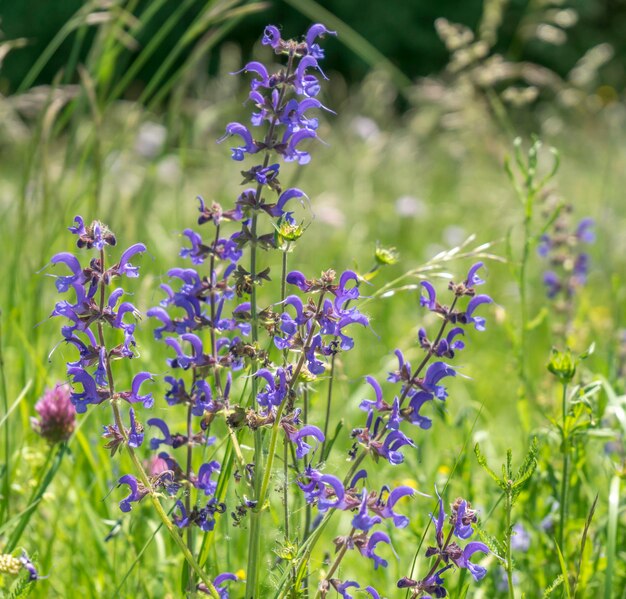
[262,25,282,49]
[423,362,456,400]
[214,572,240,598]
[378,486,415,528]
[287,424,325,459]
[121,372,154,408]
[18,551,42,581]
[50,252,85,293]
[68,367,106,413]
[172,499,190,528]
[196,461,221,496]
[305,23,336,59]
[116,243,146,277]
[331,579,360,599]
[511,523,531,551]
[359,375,387,412]
[147,418,175,449]
[128,408,143,448]
[352,490,382,532]
[450,541,490,581]
[118,474,148,512]
[453,500,474,539]
[576,218,595,243]
[461,295,493,331]
[465,262,486,287]
[31,383,76,443]
[255,368,288,409]
[360,531,395,569]
[217,122,261,161]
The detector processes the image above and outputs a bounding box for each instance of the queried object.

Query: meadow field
[1,1,625,597]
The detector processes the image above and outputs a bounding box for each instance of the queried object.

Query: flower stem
[559,381,569,551]
[315,527,356,598]
[505,484,516,599]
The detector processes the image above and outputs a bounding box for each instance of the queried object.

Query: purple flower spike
[118,474,147,512]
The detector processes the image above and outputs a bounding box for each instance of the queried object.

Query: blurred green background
[2,0,626,95]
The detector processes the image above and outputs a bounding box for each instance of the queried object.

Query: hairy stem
[505,486,516,599]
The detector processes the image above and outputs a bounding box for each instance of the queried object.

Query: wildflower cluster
[398,493,489,597]
[350,263,492,466]
[538,210,594,300]
[42,23,496,598]
[301,265,492,595]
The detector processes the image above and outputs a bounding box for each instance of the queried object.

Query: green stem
[319,353,336,462]
[505,487,515,599]
[315,527,355,598]
[559,381,569,551]
[246,211,263,598]
[0,313,10,524]
[245,48,298,597]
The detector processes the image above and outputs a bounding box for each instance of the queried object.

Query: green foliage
[475,438,539,506]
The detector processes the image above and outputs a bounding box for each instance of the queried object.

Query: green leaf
[474,443,504,486]
[476,527,506,559]
[555,541,572,599]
